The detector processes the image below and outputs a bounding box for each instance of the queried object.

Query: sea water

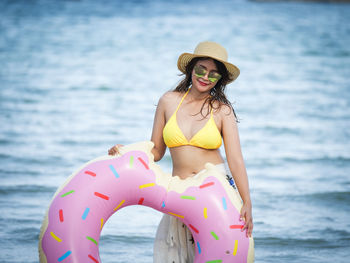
[0,0,349,262]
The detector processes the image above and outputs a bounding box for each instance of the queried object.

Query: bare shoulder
[159,90,182,106]
[161,90,182,100]
[213,102,233,116]
[215,102,237,123]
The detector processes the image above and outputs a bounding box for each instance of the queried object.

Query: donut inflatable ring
[39,141,254,262]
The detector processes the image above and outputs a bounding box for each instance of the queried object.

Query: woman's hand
[108,144,124,156]
[240,202,253,237]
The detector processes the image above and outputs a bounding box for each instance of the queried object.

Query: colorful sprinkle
[129,156,134,168]
[50,231,62,242]
[114,200,125,211]
[82,207,90,220]
[203,207,208,219]
[197,241,201,254]
[138,197,144,205]
[85,171,96,177]
[101,218,104,229]
[109,164,119,178]
[86,236,98,245]
[222,197,227,210]
[59,209,64,222]
[168,212,184,219]
[189,224,199,234]
[199,182,215,189]
[58,251,72,262]
[205,260,222,263]
[94,192,109,200]
[138,157,149,169]
[181,195,196,200]
[61,190,74,198]
[230,225,244,229]
[211,231,219,240]
[233,240,238,256]
[88,254,99,263]
[139,183,155,189]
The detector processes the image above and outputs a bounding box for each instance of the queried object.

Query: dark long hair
[174,57,238,122]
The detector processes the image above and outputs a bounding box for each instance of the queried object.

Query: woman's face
[191,58,221,93]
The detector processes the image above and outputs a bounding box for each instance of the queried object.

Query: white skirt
[153,164,228,263]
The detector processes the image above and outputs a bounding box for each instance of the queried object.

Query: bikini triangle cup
[163,89,222,149]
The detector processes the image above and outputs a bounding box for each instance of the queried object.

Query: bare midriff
[169,146,224,179]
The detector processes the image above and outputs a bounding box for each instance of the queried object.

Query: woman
[109,41,253,263]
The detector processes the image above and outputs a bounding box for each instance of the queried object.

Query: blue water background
[1,0,349,262]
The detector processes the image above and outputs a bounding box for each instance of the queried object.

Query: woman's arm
[221,106,253,237]
[150,94,167,162]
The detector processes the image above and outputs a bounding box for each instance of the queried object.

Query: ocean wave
[248,155,350,167]
[0,153,65,168]
[100,234,154,244]
[272,191,350,211]
[5,226,40,243]
[303,191,350,206]
[255,236,346,249]
[259,125,302,135]
[0,184,55,196]
[281,156,350,164]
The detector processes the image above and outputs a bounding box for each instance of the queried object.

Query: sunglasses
[194,65,222,83]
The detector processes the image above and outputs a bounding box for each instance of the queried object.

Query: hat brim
[177,53,240,83]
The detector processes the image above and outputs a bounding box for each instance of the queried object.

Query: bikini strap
[175,88,191,112]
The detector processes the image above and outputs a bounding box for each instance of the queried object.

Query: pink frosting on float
[41,150,251,262]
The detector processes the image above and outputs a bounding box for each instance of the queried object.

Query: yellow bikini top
[163,89,222,149]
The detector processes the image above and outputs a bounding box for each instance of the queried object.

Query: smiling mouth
[198,79,209,86]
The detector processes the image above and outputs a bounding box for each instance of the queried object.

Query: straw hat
[177,41,240,83]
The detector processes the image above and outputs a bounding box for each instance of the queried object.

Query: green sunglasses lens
[194,65,222,83]
[208,72,222,83]
[194,65,206,77]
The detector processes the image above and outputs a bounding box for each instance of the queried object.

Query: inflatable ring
[39,141,254,262]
